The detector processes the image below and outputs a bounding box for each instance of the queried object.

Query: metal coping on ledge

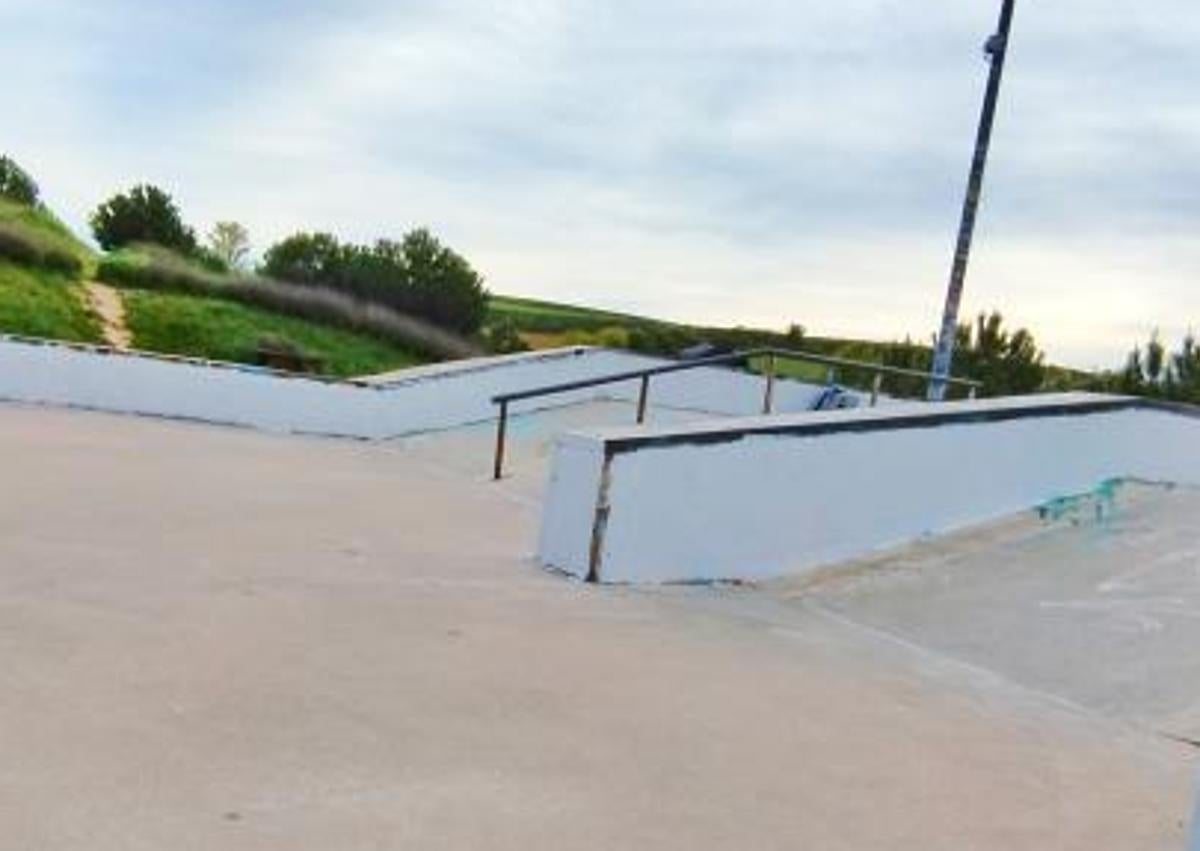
[599,397,1200,455]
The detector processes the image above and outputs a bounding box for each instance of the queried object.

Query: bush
[482,317,530,354]
[90,184,197,253]
[261,229,489,334]
[0,156,38,206]
[259,231,342,285]
[97,246,480,361]
[0,223,83,277]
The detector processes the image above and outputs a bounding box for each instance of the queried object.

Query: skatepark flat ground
[1,403,1195,849]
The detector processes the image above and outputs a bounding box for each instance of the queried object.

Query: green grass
[123,290,423,377]
[0,261,102,342]
[487,294,663,333]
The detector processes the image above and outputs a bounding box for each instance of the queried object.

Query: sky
[2,0,1197,369]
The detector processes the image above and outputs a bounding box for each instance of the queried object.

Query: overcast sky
[2,1,1196,368]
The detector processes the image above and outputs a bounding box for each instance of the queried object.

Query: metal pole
[762,354,777,414]
[928,0,1017,401]
[492,400,508,480]
[636,375,650,424]
[870,372,883,407]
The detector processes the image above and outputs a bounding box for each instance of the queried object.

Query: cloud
[1,0,1196,368]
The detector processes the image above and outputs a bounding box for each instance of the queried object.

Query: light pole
[927,0,1017,401]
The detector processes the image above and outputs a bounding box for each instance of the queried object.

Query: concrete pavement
[0,403,1194,849]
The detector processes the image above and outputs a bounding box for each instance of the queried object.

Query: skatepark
[2,338,1198,849]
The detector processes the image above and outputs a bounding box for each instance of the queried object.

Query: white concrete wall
[538,395,1200,583]
[0,337,841,438]
[538,434,607,577]
[0,337,386,437]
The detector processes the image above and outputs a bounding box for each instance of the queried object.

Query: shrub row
[0,223,84,277]
[261,230,489,335]
[97,247,481,362]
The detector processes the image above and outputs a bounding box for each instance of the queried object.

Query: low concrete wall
[538,394,1200,583]
[0,336,384,437]
[0,336,841,438]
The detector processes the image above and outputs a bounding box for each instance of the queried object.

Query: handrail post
[870,372,882,407]
[826,366,836,386]
[969,384,978,400]
[636,375,650,424]
[493,400,508,480]
[762,353,777,415]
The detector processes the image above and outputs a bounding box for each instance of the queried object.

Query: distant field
[123,290,421,378]
[0,261,101,343]
[488,294,665,332]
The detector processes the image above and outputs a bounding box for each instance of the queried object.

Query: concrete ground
[1,403,1196,849]
[780,482,1200,742]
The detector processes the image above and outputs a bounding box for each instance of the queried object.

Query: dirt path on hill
[83,281,132,348]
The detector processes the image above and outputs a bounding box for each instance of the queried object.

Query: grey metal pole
[636,375,650,424]
[493,400,508,480]
[928,0,1017,401]
[762,353,777,414]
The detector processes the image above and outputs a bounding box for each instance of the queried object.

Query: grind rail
[490,348,982,479]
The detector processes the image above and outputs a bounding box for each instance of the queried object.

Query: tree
[260,232,345,285]
[1171,334,1200,399]
[260,228,489,334]
[206,221,251,270]
[397,228,488,333]
[1112,330,1200,402]
[0,155,38,206]
[953,311,1045,396]
[90,184,196,253]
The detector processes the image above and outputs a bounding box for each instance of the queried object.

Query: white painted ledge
[538,394,1200,584]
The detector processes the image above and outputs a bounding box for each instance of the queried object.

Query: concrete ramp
[778,480,1200,742]
[0,336,837,439]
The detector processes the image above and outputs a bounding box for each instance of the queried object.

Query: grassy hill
[488,294,656,332]
[123,289,420,376]
[0,207,428,378]
[483,291,1091,397]
[487,292,881,363]
[0,201,102,343]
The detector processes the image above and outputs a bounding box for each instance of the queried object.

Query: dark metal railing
[490,348,982,479]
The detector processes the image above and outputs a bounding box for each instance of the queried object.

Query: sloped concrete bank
[538,394,1200,583]
[0,336,839,438]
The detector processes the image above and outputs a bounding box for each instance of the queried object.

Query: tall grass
[98,246,481,361]
[0,222,84,277]
[0,199,93,274]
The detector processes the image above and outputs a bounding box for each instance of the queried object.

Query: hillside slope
[0,209,429,378]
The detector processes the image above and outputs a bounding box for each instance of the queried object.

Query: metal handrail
[490,347,982,479]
